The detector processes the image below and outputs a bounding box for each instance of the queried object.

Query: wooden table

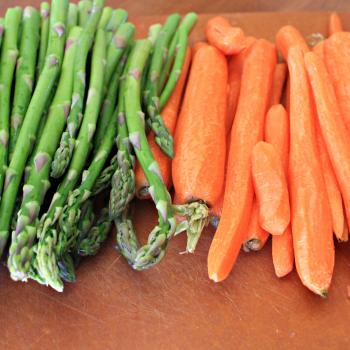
[1,2,350,350]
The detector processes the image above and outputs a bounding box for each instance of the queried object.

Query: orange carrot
[342,211,349,242]
[270,63,288,105]
[312,41,325,61]
[243,199,269,252]
[305,51,350,238]
[207,39,276,282]
[135,48,192,199]
[329,12,343,36]
[173,45,227,207]
[316,124,344,240]
[205,16,245,55]
[289,47,334,296]
[251,141,290,236]
[285,76,290,113]
[193,41,209,55]
[265,104,294,277]
[276,25,309,61]
[226,36,256,134]
[324,32,350,136]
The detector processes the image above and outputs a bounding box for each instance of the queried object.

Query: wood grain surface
[0,2,350,350]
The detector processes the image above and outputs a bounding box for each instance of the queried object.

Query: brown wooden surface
[1,2,350,350]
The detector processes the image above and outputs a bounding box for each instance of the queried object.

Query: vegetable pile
[0,1,347,298]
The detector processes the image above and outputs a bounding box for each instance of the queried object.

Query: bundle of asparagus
[0,0,201,292]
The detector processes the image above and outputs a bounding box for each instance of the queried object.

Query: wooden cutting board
[1,10,350,350]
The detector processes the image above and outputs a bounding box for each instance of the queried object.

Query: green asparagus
[67,3,78,33]
[122,39,177,270]
[51,0,104,179]
[37,29,107,292]
[78,0,92,27]
[0,7,23,199]
[0,18,4,50]
[97,6,113,30]
[9,7,41,160]
[105,9,128,32]
[7,27,81,281]
[0,0,69,259]
[160,13,198,109]
[37,2,50,78]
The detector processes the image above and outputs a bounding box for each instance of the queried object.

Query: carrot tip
[210,273,219,282]
[319,289,328,298]
[244,239,262,252]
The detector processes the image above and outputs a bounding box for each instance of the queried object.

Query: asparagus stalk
[97,6,113,30]
[78,0,92,27]
[78,208,112,256]
[160,13,198,109]
[93,25,134,150]
[0,7,23,199]
[37,2,50,78]
[0,0,69,259]
[0,18,5,50]
[9,7,41,160]
[51,0,104,179]
[122,39,177,270]
[37,29,107,292]
[67,3,78,33]
[7,27,82,281]
[105,9,128,32]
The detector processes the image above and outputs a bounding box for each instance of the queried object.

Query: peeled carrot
[305,51,350,237]
[135,48,192,199]
[193,41,209,55]
[342,211,349,242]
[289,47,334,297]
[173,45,227,207]
[251,141,290,236]
[226,36,257,134]
[324,32,350,136]
[243,200,269,252]
[312,40,325,61]
[329,12,343,36]
[265,104,294,277]
[205,16,245,55]
[316,124,344,240]
[208,39,276,282]
[270,63,288,106]
[276,25,309,61]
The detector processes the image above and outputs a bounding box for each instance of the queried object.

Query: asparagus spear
[78,0,92,27]
[78,208,112,256]
[122,39,177,270]
[0,0,69,259]
[51,0,104,179]
[105,9,128,32]
[93,25,134,150]
[0,7,23,199]
[0,18,5,50]
[160,13,198,109]
[7,27,81,281]
[97,6,113,30]
[9,7,41,160]
[91,154,118,195]
[143,14,181,158]
[37,2,50,78]
[37,29,107,292]
[67,3,78,33]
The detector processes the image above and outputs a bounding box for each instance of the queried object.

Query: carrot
[243,199,269,252]
[173,45,227,207]
[251,141,290,236]
[226,36,256,134]
[342,211,349,242]
[193,41,208,55]
[135,48,192,199]
[305,51,350,238]
[207,39,276,282]
[316,124,344,240]
[289,47,334,296]
[312,40,325,61]
[265,104,294,277]
[324,32,350,136]
[270,63,288,106]
[285,76,290,113]
[329,12,343,36]
[276,25,309,61]
[205,16,245,55]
